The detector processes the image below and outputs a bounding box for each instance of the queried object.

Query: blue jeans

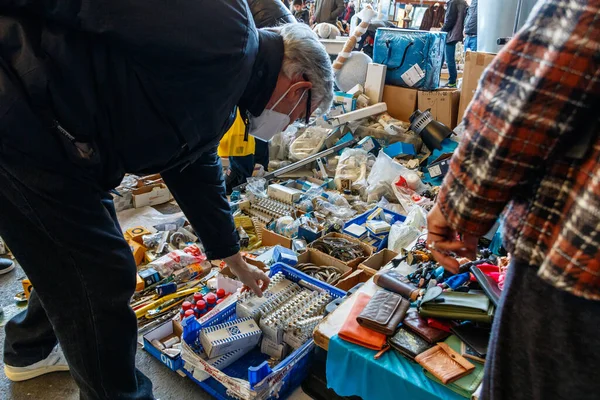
[0,141,154,399]
[464,35,477,52]
[445,42,458,85]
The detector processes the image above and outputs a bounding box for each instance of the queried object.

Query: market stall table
[314,261,465,400]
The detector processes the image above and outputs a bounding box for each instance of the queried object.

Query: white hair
[265,24,334,114]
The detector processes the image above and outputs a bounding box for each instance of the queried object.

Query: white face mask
[249,83,306,142]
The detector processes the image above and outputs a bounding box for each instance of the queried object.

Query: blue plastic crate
[181,263,346,400]
[344,208,406,252]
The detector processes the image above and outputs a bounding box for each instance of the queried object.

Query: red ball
[206,293,217,304]
[216,289,226,299]
[193,293,204,302]
[182,301,193,311]
[184,309,195,318]
[196,300,207,310]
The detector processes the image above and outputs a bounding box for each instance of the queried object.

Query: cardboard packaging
[365,63,387,104]
[142,320,184,371]
[132,184,172,208]
[296,248,352,284]
[335,269,372,292]
[382,85,419,122]
[128,240,147,266]
[359,249,400,276]
[418,89,461,129]
[259,227,293,249]
[458,51,497,120]
[427,153,453,179]
[310,232,373,269]
[200,317,262,359]
[125,226,152,244]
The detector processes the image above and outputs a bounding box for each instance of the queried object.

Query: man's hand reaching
[426,203,478,274]
[224,253,270,297]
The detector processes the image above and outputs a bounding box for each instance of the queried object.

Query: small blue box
[272,245,298,267]
[383,141,416,157]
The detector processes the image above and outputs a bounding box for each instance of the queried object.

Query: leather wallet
[373,269,420,300]
[415,342,475,384]
[470,265,502,307]
[339,293,387,350]
[451,322,491,358]
[389,327,433,360]
[423,335,485,397]
[403,310,450,343]
[357,289,410,336]
[419,287,495,323]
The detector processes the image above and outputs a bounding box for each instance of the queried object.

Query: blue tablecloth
[326,335,463,400]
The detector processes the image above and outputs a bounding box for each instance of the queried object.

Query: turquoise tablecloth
[326,335,464,400]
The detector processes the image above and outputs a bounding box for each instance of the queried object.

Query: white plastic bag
[404,205,428,232]
[388,223,421,252]
[289,127,329,161]
[334,148,370,193]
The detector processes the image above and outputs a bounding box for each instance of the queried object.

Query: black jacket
[442,0,468,43]
[293,8,311,25]
[0,0,290,259]
[464,0,478,36]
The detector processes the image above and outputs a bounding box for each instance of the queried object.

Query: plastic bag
[246,177,268,199]
[367,151,424,193]
[388,223,421,252]
[269,125,298,161]
[275,216,296,237]
[289,127,329,161]
[404,205,428,232]
[334,148,370,193]
[147,244,207,277]
[392,177,434,214]
[314,198,357,220]
[377,197,405,215]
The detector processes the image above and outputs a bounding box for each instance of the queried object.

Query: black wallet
[451,322,491,358]
[389,327,433,361]
[470,266,502,307]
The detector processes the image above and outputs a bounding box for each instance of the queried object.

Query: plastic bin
[344,208,406,252]
[181,263,346,400]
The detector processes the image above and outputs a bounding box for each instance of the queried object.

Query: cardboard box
[335,269,371,292]
[296,249,352,285]
[310,232,373,269]
[359,249,400,276]
[132,184,172,208]
[418,89,460,129]
[382,85,418,122]
[259,227,293,249]
[128,240,147,266]
[427,153,453,178]
[143,320,184,372]
[365,63,387,104]
[458,51,497,120]
[136,173,164,188]
[125,226,152,244]
[135,274,145,292]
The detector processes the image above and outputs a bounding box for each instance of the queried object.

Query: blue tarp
[326,335,463,400]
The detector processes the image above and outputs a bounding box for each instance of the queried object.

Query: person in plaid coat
[427,0,600,398]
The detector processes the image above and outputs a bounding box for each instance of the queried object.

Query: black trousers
[482,260,600,400]
[0,155,154,399]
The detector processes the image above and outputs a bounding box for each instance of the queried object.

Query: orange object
[22,279,33,300]
[128,240,147,266]
[338,293,386,351]
[125,226,152,244]
[135,274,145,292]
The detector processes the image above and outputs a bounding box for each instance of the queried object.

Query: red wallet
[338,293,387,351]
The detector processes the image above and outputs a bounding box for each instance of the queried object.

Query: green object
[419,291,495,323]
[423,335,485,398]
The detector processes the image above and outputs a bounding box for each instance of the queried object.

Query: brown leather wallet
[338,293,387,350]
[415,342,475,384]
[373,269,420,300]
[403,310,450,344]
[356,289,410,336]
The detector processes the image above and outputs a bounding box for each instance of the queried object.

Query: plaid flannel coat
[437,0,600,300]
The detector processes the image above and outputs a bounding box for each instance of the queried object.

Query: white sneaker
[4,345,70,382]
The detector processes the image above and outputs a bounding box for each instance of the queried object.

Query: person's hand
[224,253,270,297]
[426,203,478,274]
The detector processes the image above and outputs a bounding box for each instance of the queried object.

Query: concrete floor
[0,260,214,400]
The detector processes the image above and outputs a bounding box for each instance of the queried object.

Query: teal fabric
[326,335,463,400]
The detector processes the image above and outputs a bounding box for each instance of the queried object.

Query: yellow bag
[218,109,255,157]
